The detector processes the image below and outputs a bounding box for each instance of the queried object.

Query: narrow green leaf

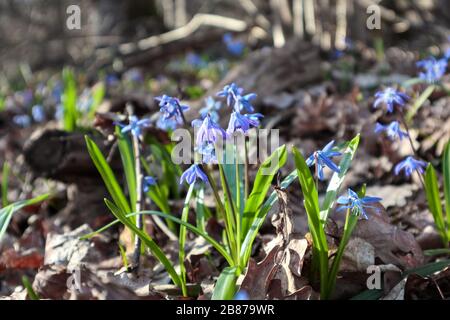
[62,68,78,131]
[88,83,105,119]
[240,169,298,266]
[320,135,360,223]
[292,147,329,296]
[241,145,287,238]
[406,85,435,122]
[179,184,195,296]
[424,248,450,256]
[0,194,49,240]
[116,127,137,212]
[104,199,182,287]
[22,276,40,300]
[91,207,235,267]
[424,164,448,245]
[211,267,238,300]
[350,289,383,300]
[443,141,450,236]
[85,135,131,215]
[404,259,450,277]
[195,187,208,233]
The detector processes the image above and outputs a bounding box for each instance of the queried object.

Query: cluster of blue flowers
[372,86,428,178]
[370,45,450,180]
[178,83,262,186]
[304,140,381,218]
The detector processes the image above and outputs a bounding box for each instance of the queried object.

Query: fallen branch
[107,14,248,56]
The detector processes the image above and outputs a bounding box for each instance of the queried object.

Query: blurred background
[1,0,449,79]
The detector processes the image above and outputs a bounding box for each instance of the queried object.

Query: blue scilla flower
[374,121,408,140]
[217,83,256,112]
[373,87,410,113]
[223,33,245,56]
[143,176,157,193]
[32,104,45,123]
[416,57,447,83]
[217,83,243,108]
[337,188,382,219]
[180,164,208,185]
[155,95,189,121]
[200,97,222,122]
[235,93,257,113]
[156,114,178,131]
[196,141,218,164]
[119,115,151,137]
[13,114,31,128]
[306,140,341,181]
[123,68,144,83]
[226,111,262,136]
[192,114,227,147]
[394,156,427,177]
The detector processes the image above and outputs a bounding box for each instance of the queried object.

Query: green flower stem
[398,109,426,189]
[179,183,195,297]
[406,84,435,123]
[244,139,249,200]
[202,164,236,258]
[219,164,240,264]
[324,209,358,299]
[131,114,144,270]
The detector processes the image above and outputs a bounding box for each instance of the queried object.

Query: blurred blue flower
[31,104,45,122]
[337,188,382,219]
[143,176,157,193]
[118,115,151,137]
[394,156,427,177]
[192,114,227,147]
[106,74,120,87]
[13,114,31,127]
[373,87,410,113]
[217,83,256,112]
[374,121,408,140]
[156,114,178,131]
[123,68,144,83]
[15,90,33,107]
[155,95,189,121]
[234,290,249,300]
[52,83,63,104]
[416,57,447,83]
[200,97,222,122]
[180,164,208,185]
[223,33,245,56]
[186,53,206,68]
[55,104,64,120]
[77,89,93,113]
[226,111,262,135]
[306,140,341,181]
